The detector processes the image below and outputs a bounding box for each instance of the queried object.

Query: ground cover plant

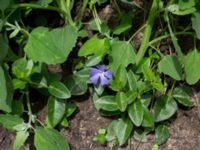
[0,0,200,149]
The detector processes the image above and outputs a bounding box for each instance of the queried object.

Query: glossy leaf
[114,119,133,145]
[128,99,143,126]
[116,92,128,112]
[110,65,127,91]
[0,66,13,112]
[126,70,138,91]
[24,25,78,64]
[48,81,71,99]
[12,131,29,150]
[95,96,118,111]
[113,12,132,35]
[155,125,169,145]
[0,114,23,130]
[64,75,87,96]
[142,106,154,127]
[185,50,200,85]
[173,86,194,107]
[154,96,177,122]
[158,55,182,80]
[12,58,34,79]
[109,41,136,74]
[47,96,66,127]
[65,103,77,117]
[34,127,70,150]
[78,35,110,56]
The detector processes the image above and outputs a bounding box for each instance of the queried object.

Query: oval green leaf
[154,96,177,122]
[34,127,70,150]
[47,96,66,127]
[48,81,71,99]
[128,99,143,126]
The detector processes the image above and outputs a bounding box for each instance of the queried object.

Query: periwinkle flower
[90,65,112,86]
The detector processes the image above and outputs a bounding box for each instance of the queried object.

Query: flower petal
[97,65,106,71]
[90,74,99,85]
[104,69,112,79]
[100,75,109,85]
[90,68,100,77]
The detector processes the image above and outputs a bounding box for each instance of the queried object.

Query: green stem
[75,0,89,25]
[135,0,160,65]
[25,90,32,115]
[128,24,146,42]
[16,3,67,18]
[166,13,184,61]
[148,32,193,45]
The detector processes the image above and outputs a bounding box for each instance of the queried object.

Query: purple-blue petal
[97,65,106,71]
[104,69,112,79]
[100,75,109,85]
[90,68,100,77]
[90,74,100,85]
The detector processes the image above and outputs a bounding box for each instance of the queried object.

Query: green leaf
[192,11,200,39]
[126,70,138,91]
[86,55,102,67]
[142,106,154,127]
[24,25,78,64]
[11,100,24,116]
[47,96,66,127]
[158,55,182,80]
[65,103,77,117]
[0,114,23,130]
[34,127,70,150]
[94,96,118,111]
[12,58,34,79]
[110,65,127,91]
[152,144,159,150]
[142,63,164,92]
[113,12,132,35]
[12,131,29,150]
[128,99,143,126]
[106,120,118,142]
[0,34,9,61]
[109,41,136,74]
[116,92,128,112]
[185,50,200,85]
[178,0,195,10]
[114,119,133,145]
[48,81,71,99]
[155,125,170,145]
[167,4,196,15]
[12,79,26,90]
[154,96,177,122]
[64,75,87,96]
[0,0,11,12]
[0,66,13,112]
[173,86,194,107]
[78,35,110,56]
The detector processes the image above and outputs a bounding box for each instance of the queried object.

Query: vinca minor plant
[0,0,200,149]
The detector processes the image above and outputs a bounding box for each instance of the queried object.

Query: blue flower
[90,65,112,86]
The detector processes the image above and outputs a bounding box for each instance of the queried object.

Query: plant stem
[128,24,146,42]
[25,90,32,115]
[166,13,184,62]
[135,0,160,65]
[75,0,89,25]
[16,3,66,16]
[148,32,193,45]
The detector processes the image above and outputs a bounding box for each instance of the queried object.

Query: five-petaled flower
[90,65,112,86]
